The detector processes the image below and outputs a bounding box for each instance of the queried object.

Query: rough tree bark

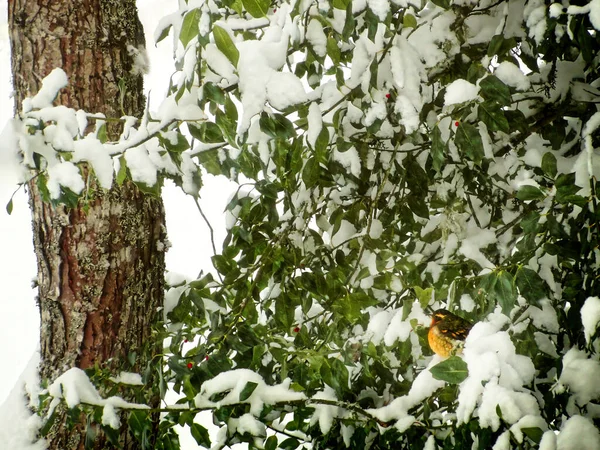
[8,0,165,448]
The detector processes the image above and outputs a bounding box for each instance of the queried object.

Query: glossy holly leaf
[239,381,258,401]
[431,0,451,9]
[190,423,211,447]
[302,157,320,188]
[455,122,485,165]
[431,125,447,172]
[189,122,224,144]
[242,0,270,18]
[430,356,469,384]
[478,101,510,133]
[541,152,557,178]
[259,113,295,140]
[265,436,278,450]
[516,185,545,201]
[213,25,239,67]
[479,76,511,106]
[522,427,544,444]
[515,267,547,305]
[494,271,517,315]
[197,148,223,176]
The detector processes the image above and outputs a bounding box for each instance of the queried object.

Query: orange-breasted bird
[428,309,473,357]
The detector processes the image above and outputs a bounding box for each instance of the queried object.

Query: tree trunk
[8,1,165,448]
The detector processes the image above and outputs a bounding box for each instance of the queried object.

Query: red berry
[184,339,189,343]
[187,362,193,369]
[455,121,460,127]
[204,355,209,361]
[293,326,300,333]
[386,93,391,99]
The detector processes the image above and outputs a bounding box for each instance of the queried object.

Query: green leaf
[314,127,330,163]
[190,423,211,447]
[242,0,270,18]
[5,198,13,215]
[196,148,222,176]
[430,356,469,383]
[541,152,557,178]
[265,436,278,450]
[430,0,451,9]
[479,76,511,106]
[342,2,355,40]
[521,427,544,444]
[302,157,320,188]
[116,155,128,186]
[39,409,58,437]
[516,185,545,201]
[239,381,258,401]
[403,14,417,28]
[203,82,226,104]
[407,193,429,219]
[515,267,547,305]
[128,410,151,449]
[213,25,239,67]
[431,125,447,172]
[156,23,172,44]
[455,122,485,165]
[326,37,341,65]
[332,0,350,9]
[280,437,301,450]
[487,35,505,57]
[505,109,529,135]
[414,286,434,310]
[180,8,200,48]
[259,113,295,140]
[495,271,517,315]
[189,122,224,143]
[478,101,510,133]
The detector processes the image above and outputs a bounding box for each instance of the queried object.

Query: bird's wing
[438,319,472,341]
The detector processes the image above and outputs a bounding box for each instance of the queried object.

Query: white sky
[0,0,231,405]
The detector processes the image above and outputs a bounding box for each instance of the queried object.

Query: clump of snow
[367,0,390,21]
[581,296,600,343]
[457,319,538,430]
[444,79,480,106]
[46,162,85,199]
[265,72,308,111]
[47,367,149,430]
[109,372,144,386]
[589,0,600,31]
[368,357,445,429]
[460,294,475,312]
[556,348,600,406]
[24,68,68,112]
[310,386,338,434]
[331,220,357,247]
[495,62,530,91]
[557,415,600,450]
[306,19,327,57]
[194,369,305,416]
[0,352,46,450]
[390,36,428,133]
[72,137,114,190]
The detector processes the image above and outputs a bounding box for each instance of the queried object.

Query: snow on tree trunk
[8,0,165,448]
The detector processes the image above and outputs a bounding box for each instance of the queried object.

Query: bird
[428,308,473,357]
